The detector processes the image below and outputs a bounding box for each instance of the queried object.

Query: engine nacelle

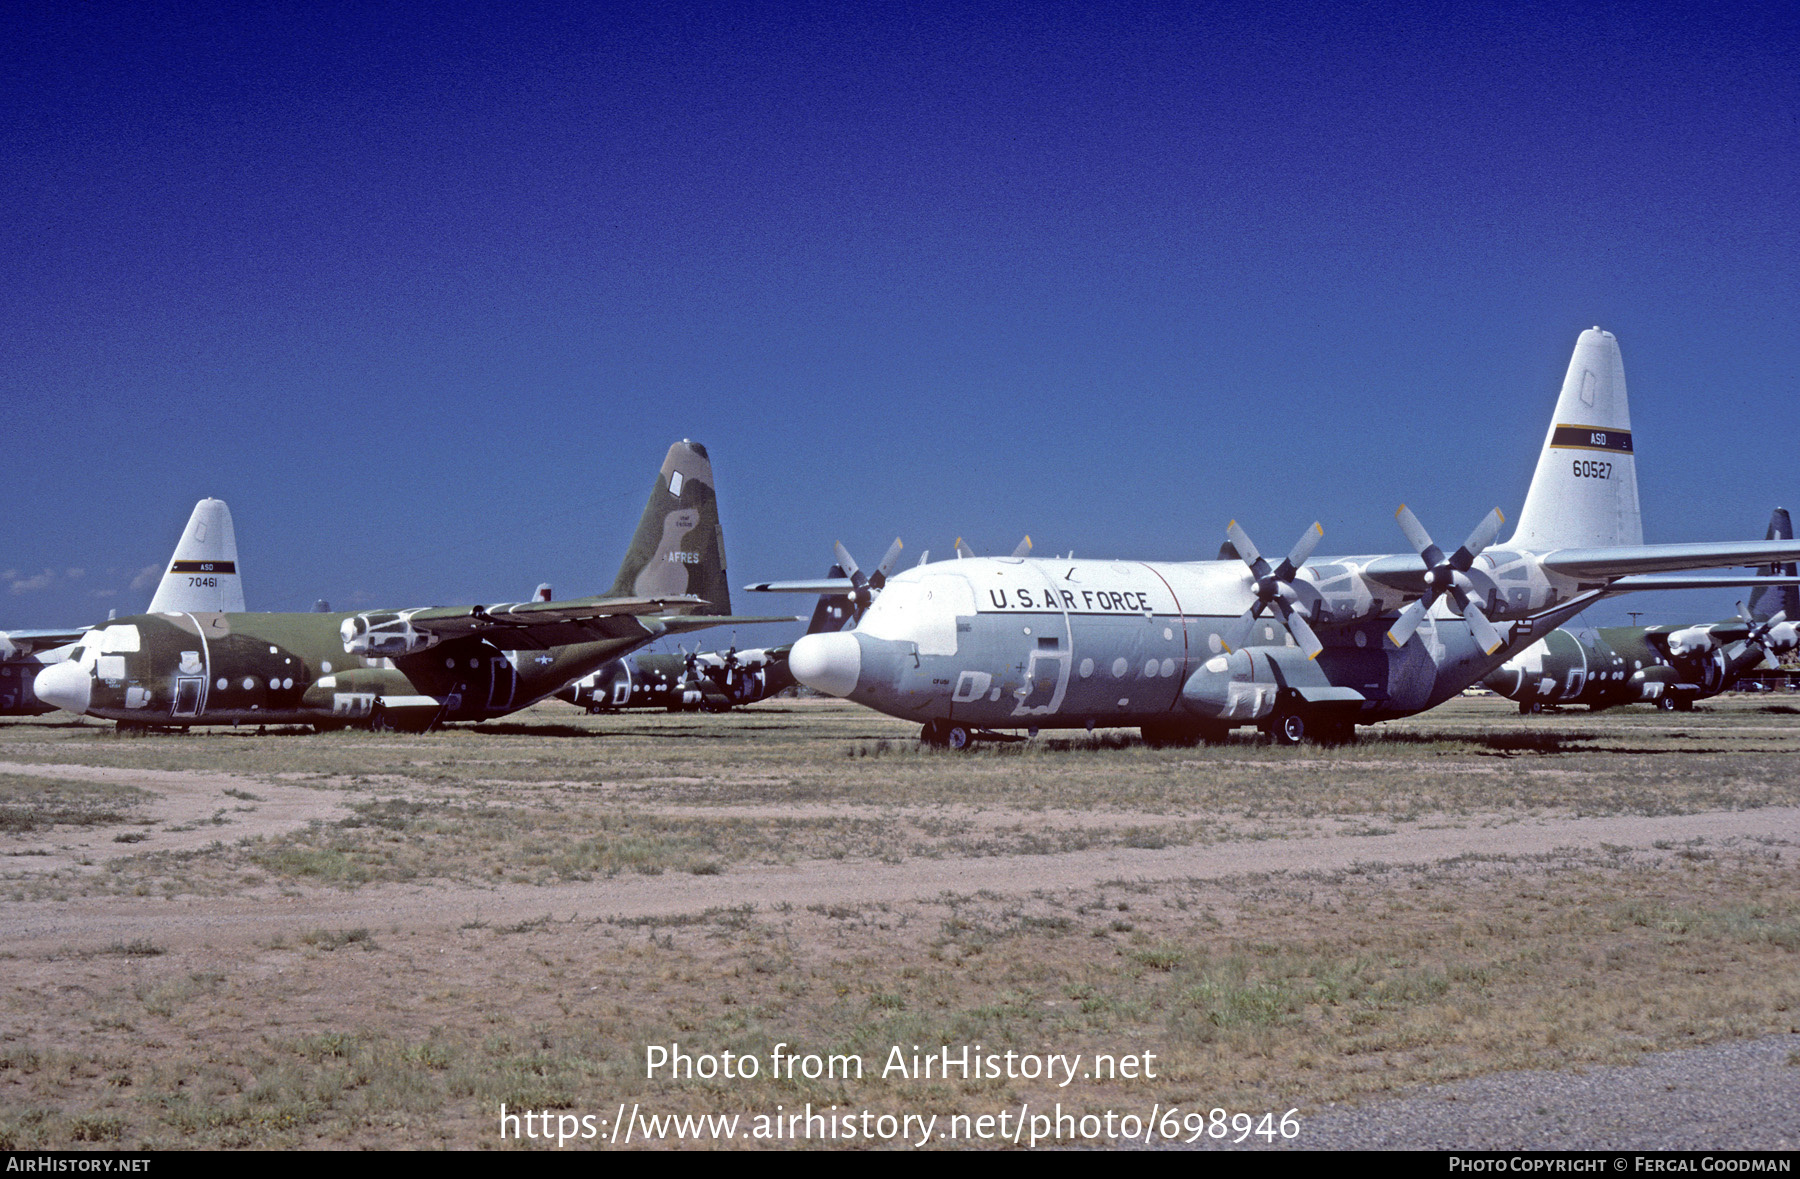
[340,610,440,658]
[1665,626,1717,657]
[1294,561,1402,626]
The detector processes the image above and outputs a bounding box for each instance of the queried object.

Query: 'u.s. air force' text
[986,588,1153,613]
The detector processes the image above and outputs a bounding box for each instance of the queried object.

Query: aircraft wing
[744,578,856,594]
[0,628,89,659]
[1539,541,1800,580]
[387,598,800,650]
[397,595,710,649]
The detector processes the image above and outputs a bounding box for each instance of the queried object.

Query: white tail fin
[147,498,246,614]
[1507,327,1643,552]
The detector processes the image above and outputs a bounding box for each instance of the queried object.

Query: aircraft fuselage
[791,556,1586,740]
[1483,623,1765,711]
[36,609,655,729]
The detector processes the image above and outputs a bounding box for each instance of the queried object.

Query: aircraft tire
[1267,711,1307,746]
[1519,700,1541,715]
[920,720,949,748]
[369,703,396,733]
[946,724,972,751]
[1657,695,1677,711]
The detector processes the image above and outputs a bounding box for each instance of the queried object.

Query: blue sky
[3,1,1795,638]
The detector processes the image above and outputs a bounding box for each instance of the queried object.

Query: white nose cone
[789,632,862,698]
[34,661,92,714]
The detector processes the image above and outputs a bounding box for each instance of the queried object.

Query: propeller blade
[1394,505,1446,568]
[1276,522,1324,581]
[1453,508,1506,569]
[915,549,930,567]
[1387,600,1428,648]
[1012,535,1033,559]
[1221,605,1262,652]
[955,538,975,560]
[1281,604,1325,660]
[1464,601,1505,656]
[872,538,905,584]
[1226,520,1262,570]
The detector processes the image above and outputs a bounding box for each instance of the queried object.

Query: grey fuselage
[796,556,1583,731]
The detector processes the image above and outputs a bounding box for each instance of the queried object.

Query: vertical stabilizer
[1749,507,1797,623]
[147,498,246,614]
[607,440,731,613]
[1507,328,1643,551]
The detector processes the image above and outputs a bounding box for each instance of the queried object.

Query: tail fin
[805,564,856,634]
[607,440,732,613]
[147,498,246,614]
[1749,507,1797,623]
[1507,327,1643,551]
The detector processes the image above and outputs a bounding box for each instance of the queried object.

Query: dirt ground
[2,696,1797,1149]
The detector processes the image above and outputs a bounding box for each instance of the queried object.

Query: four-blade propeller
[1222,520,1326,659]
[1386,506,1507,654]
[834,538,906,621]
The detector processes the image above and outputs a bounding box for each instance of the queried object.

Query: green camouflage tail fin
[607,440,732,613]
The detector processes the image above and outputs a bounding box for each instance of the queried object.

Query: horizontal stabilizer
[1540,540,1800,580]
[744,578,856,594]
[1603,572,1800,595]
[658,613,805,636]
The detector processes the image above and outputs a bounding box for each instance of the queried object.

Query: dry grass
[0,695,1796,1147]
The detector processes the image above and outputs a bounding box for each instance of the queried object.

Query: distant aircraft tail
[1506,328,1644,552]
[805,565,857,634]
[146,498,246,614]
[607,440,732,613]
[1749,507,1797,623]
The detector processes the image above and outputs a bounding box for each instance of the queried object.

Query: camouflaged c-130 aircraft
[766,329,1800,747]
[33,441,787,731]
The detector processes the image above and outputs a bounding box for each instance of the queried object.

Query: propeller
[1221,520,1325,659]
[1386,506,1507,654]
[1738,603,1798,654]
[834,538,905,620]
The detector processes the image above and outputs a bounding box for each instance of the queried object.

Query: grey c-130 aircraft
[764,329,1800,747]
[33,441,787,731]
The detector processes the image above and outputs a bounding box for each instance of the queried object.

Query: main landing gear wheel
[1520,700,1543,715]
[1266,711,1308,746]
[921,720,974,750]
[1657,695,1677,712]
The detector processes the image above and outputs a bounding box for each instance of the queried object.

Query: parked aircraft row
[7,329,1797,744]
[20,442,792,731]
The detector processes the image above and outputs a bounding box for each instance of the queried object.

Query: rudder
[607,440,732,613]
[1749,507,1797,623]
[1507,327,1643,552]
[147,498,246,614]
